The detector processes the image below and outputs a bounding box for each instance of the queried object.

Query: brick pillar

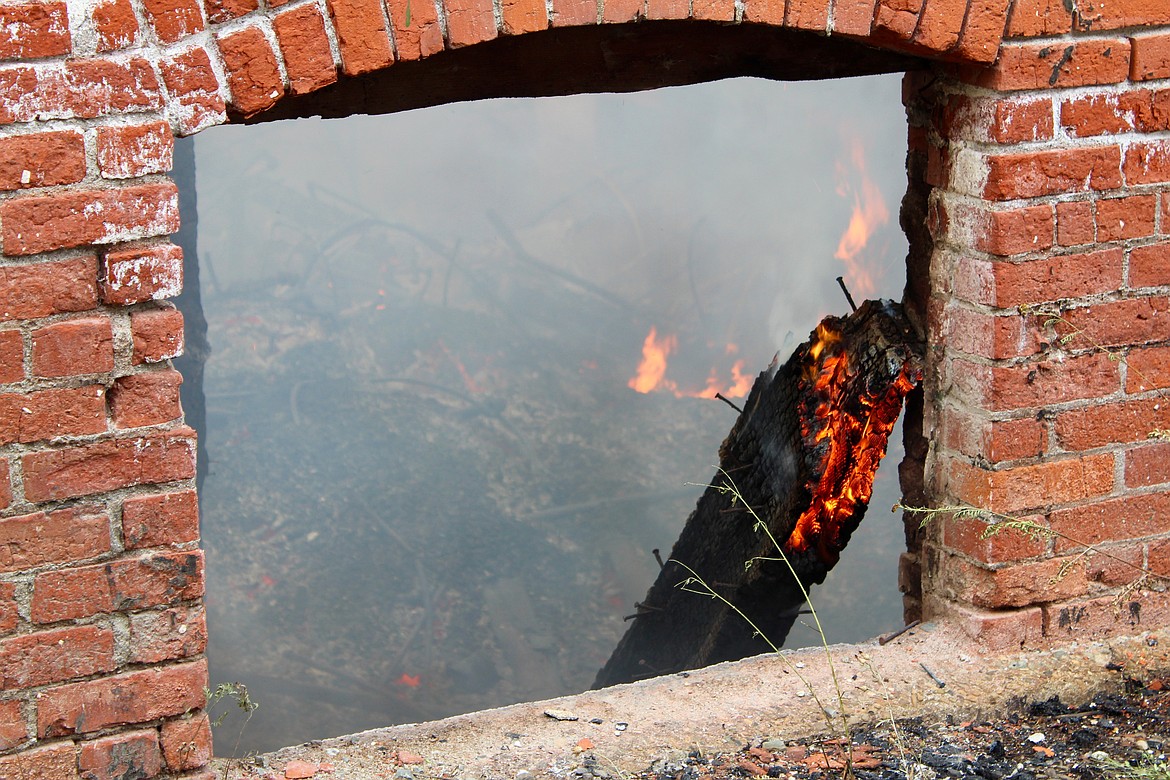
[905,14,1170,650]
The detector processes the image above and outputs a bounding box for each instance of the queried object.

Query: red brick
[100,243,184,305]
[1124,140,1170,186]
[217,27,284,117]
[31,317,114,379]
[687,0,734,20]
[832,0,877,35]
[0,65,59,125]
[966,39,1130,91]
[0,330,21,383]
[37,659,207,738]
[0,742,77,780]
[1075,0,1170,31]
[96,121,173,179]
[32,549,203,623]
[983,147,1121,201]
[447,0,497,45]
[274,5,337,94]
[65,57,164,119]
[387,0,443,57]
[939,303,1040,359]
[158,46,227,134]
[742,0,783,24]
[0,699,25,749]
[160,712,212,772]
[0,130,85,191]
[0,385,107,445]
[0,1,70,59]
[1,182,179,256]
[946,95,1053,144]
[948,454,1114,515]
[912,0,964,52]
[953,0,1010,63]
[0,625,116,689]
[326,0,395,74]
[142,0,204,43]
[203,0,258,22]
[785,0,829,31]
[948,201,1054,257]
[110,370,184,428]
[1131,243,1170,288]
[928,597,1044,651]
[500,0,546,31]
[93,0,141,52]
[0,581,17,635]
[0,460,10,511]
[1054,296,1169,349]
[1131,31,1170,81]
[603,0,642,22]
[129,604,207,663]
[1005,0,1072,37]
[1061,92,1138,136]
[1056,200,1094,246]
[938,553,1091,609]
[941,512,1048,565]
[1126,344,1170,392]
[131,305,184,364]
[21,429,196,503]
[552,0,598,24]
[1056,397,1170,451]
[1046,591,1170,641]
[941,406,1046,463]
[947,352,1120,412]
[79,729,163,780]
[1151,538,1170,578]
[1097,194,1156,242]
[0,255,97,323]
[871,0,922,42]
[954,248,1122,307]
[0,505,110,574]
[122,489,199,549]
[1126,442,1170,488]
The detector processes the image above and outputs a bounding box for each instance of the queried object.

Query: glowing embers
[785,319,920,564]
[628,328,753,399]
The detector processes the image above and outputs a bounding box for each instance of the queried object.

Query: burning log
[593,299,922,688]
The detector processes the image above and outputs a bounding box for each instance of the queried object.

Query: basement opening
[175,73,913,753]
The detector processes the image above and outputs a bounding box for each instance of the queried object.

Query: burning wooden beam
[594,299,923,688]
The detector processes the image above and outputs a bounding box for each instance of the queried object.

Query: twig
[714,392,744,413]
[836,276,858,313]
[878,619,921,646]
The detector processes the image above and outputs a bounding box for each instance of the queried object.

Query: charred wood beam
[594,299,923,688]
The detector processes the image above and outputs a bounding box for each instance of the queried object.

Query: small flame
[629,327,676,393]
[834,138,889,299]
[629,329,753,399]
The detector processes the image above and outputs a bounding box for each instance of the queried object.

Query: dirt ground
[214,623,1170,780]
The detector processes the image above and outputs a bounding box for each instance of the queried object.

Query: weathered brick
[274,5,337,94]
[158,46,227,135]
[982,147,1121,200]
[142,0,204,43]
[32,549,203,623]
[947,352,1120,412]
[0,130,85,190]
[1005,0,1072,37]
[79,729,163,780]
[938,553,1091,609]
[953,0,1010,63]
[832,0,877,36]
[160,712,212,772]
[100,243,183,304]
[0,581,17,635]
[953,248,1122,307]
[941,406,1046,463]
[947,201,1054,257]
[1056,200,1094,246]
[1126,344,1170,392]
[0,1,70,60]
[0,255,97,322]
[0,65,59,124]
[325,0,394,74]
[122,489,199,549]
[131,304,184,364]
[110,370,184,429]
[871,0,922,42]
[93,0,141,52]
[0,460,10,511]
[1,182,180,256]
[387,0,443,57]
[0,505,111,574]
[929,597,1044,651]
[203,0,258,22]
[942,95,1054,144]
[65,57,164,119]
[1131,243,1170,288]
[941,511,1048,565]
[217,26,284,117]
[912,0,964,52]
[1056,397,1170,451]
[129,604,207,663]
[0,699,25,749]
[602,0,641,22]
[0,385,107,445]
[1054,296,1169,349]
[785,0,829,31]
[1131,31,1170,81]
[446,0,497,46]
[966,39,1130,91]
[1075,0,1170,31]
[0,330,22,383]
[949,455,1114,515]
[21,429,196,503]
[0,624,116,689]
[1126,442,1170,488]
[1097,194,1156,241]
[1124,140,1170,186]
[37,659,207,738]
[30,317,114,379]
[96,120,173,179]
[500,0,546,31]
[939,303,1040,359]
[1046,592,1170,641]
[0,742,77,780]
[552,0,599,25]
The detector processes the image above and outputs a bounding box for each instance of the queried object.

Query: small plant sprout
[205,681,260,759]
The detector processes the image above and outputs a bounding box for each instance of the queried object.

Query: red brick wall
[0,0,1168,775]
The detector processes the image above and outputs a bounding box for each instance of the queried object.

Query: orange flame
[629,329,753,399]
[629,327,676,393]
[834,138,889,299]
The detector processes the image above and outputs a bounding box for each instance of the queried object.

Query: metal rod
[714,393,744,413]
[919,662,946,688]
[878,619,921,646]
[836,276,858,312]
